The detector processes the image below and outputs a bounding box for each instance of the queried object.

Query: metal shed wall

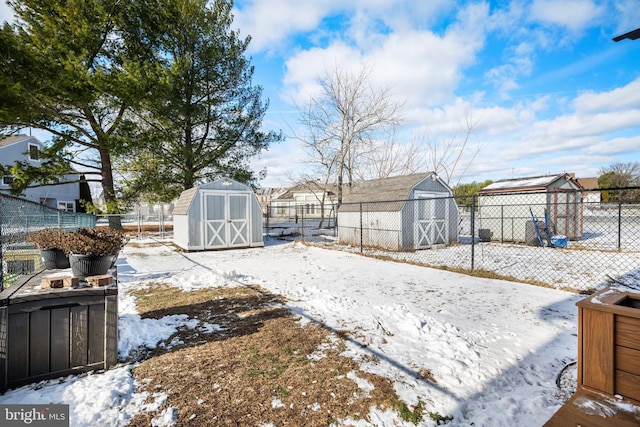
[478,175,583,242]
[337,173,458,251]
[173,179,264,251]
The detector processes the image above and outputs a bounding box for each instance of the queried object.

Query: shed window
[1,175,13,186]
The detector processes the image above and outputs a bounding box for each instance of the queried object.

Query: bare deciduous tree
[295,64,404,204]
[419,111,481,187]
[354,131,422,181]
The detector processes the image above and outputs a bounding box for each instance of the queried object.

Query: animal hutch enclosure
[338,172,459,251]
[477,173,584,244]
[173,179,264,251]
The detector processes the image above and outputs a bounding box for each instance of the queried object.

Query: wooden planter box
[577,287,640,403]
[0,271,118,393]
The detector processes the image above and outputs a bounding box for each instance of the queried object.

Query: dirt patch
[126,284,414,426]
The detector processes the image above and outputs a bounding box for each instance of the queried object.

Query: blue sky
[2,1,640,188]
[232,0,640,187]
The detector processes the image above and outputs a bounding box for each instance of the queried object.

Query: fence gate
[415,192,449,249]
[202,191,250,249]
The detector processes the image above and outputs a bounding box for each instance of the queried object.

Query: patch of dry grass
[126,284,418,426]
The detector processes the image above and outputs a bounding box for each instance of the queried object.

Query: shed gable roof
[340,172,445,212]
[478,173,582,194]
[173,178,256,216]
[173,187,198,215]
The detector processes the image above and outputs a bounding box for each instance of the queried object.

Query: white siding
[339,211,404,250]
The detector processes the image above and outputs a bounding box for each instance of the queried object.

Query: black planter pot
[69,254,113,280]
[110,252,120,268]
[40,248,70,269]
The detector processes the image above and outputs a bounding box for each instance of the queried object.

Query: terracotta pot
[69,254,113,280]
[40,248,70,269]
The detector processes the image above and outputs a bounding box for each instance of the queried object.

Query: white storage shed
[173,179,264,251]
[338,172,458,251]
[477,173,584,243]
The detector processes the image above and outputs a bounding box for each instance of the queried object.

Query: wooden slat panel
[50,308,70,372]
[29,310,50,376]
[70,306,88,368]
[582,309,614,393]
[7,312,28,381]
[105,295,118,367]
[616,346,640,376]
[88,303,105,365]
[617,317,640,350]
[616,370,640,402]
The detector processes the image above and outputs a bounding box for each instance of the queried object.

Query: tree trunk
[99,147,123,230]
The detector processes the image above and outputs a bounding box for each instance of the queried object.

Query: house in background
[0,135,82,211]
[337,172,459,251]
[255,187,286,215]
[477,173,584,243]
[270,181,338,220]
[576,177,601,205]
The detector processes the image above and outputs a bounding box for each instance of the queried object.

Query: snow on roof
[479,174,580,193]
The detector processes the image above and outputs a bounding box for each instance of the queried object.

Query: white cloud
[281,42,365,105]
[573,78,640,114]
[281,2,490,110]
[530,0,604,31]
[612,0,640,36]
[585,135,640,156]
[234,0,455,54]
[233,0,345,53]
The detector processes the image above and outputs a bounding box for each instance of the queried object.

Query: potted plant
[28,228,72,269]
[63,227,128,280]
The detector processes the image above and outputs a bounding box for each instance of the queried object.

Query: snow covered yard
[0,237,609,426]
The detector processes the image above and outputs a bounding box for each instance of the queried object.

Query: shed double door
[201,191,250,249]
[415,191,449,249]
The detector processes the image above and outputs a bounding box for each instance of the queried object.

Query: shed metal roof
[478,173,582,194]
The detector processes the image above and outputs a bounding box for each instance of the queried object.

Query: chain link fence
[263,203,337,242]
[304,188,640,293]
[0,194,95,290]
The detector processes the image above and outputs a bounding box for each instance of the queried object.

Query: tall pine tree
[0,0,153,227]
[118,0,281,203]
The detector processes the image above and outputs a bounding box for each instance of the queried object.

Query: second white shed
[173,179,264,251]
[338,172,459,251]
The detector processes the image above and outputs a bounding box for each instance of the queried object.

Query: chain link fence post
[359,202,363,253]
[301,205,305,243]
[618,202,622,251]
[471,195,476,271]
